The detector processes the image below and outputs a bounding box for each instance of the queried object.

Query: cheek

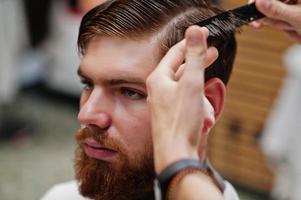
[115,103,153,156]
[80,92,89,108]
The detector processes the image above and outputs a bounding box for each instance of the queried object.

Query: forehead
[80,36,162,81]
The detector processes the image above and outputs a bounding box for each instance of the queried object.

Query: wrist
[154,144,198,174]
[169,170,222,200]
[154,159,225,200]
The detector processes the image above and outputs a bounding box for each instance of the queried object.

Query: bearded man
[42,0,239,199]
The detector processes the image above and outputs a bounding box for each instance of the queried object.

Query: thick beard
[74,128,155,200]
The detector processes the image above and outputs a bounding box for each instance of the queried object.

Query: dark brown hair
[78,0,237,85]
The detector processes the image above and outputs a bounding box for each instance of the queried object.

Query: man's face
[75,36,161,200]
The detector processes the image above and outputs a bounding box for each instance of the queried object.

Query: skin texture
[77,25,225,199]
[176,173,223,200]
[78,36,160,167]
[147,26,221,173]
[251,0,301,42]
[77,36,160,199]
[147,26,224,199]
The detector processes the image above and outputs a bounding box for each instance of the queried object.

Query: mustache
[75,127,127,155]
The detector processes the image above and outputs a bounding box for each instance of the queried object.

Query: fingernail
[187,34,202,46]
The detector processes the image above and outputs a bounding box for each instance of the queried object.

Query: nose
[78,89,112,130]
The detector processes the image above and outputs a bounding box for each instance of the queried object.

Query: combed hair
[78,0,237,85]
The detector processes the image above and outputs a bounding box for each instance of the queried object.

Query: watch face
[153,179,162,200]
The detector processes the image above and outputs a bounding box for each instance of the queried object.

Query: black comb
[197,0,297,37]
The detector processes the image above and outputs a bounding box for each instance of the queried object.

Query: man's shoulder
[41,180,239,200]
[224,181,240,200]
[41,180,89,200]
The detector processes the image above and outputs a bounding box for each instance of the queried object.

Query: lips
[83,138,117,160]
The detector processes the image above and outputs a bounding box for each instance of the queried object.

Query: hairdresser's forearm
[168,172,223,200]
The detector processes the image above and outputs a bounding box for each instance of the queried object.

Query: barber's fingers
[256,0,301,22]
[250,0,301,29]
[263,18,295,30]
[262,18,301,42]
[175,64,185,81]
[185,26,208,73]
[248,0,264,28]
[181,26,218,83]
[285,30,301,41]
[249,20,264,29]
[175,47,218,81]
[154,40,186,79]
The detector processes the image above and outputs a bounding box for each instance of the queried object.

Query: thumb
[256,0,299,22]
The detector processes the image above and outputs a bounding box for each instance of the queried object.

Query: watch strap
[155,159,225,200]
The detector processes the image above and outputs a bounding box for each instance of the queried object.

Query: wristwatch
[154,159,225,200]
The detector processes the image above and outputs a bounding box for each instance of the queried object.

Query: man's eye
[121,88,145,100]
[81,80,93,90]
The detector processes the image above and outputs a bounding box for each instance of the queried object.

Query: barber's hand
[146,26,218,174]
[250,0,301,42]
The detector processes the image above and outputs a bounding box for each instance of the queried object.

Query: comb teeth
[201,12,248,37]
[196,3,264,38]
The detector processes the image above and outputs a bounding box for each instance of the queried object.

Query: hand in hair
[147,25,218,174]
[146,26,222,200]
[250,0,301,43]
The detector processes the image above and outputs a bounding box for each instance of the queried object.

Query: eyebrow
[77,67,146,87]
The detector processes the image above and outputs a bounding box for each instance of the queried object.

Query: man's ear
[204,78,226,120]
[198,78,226,161]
